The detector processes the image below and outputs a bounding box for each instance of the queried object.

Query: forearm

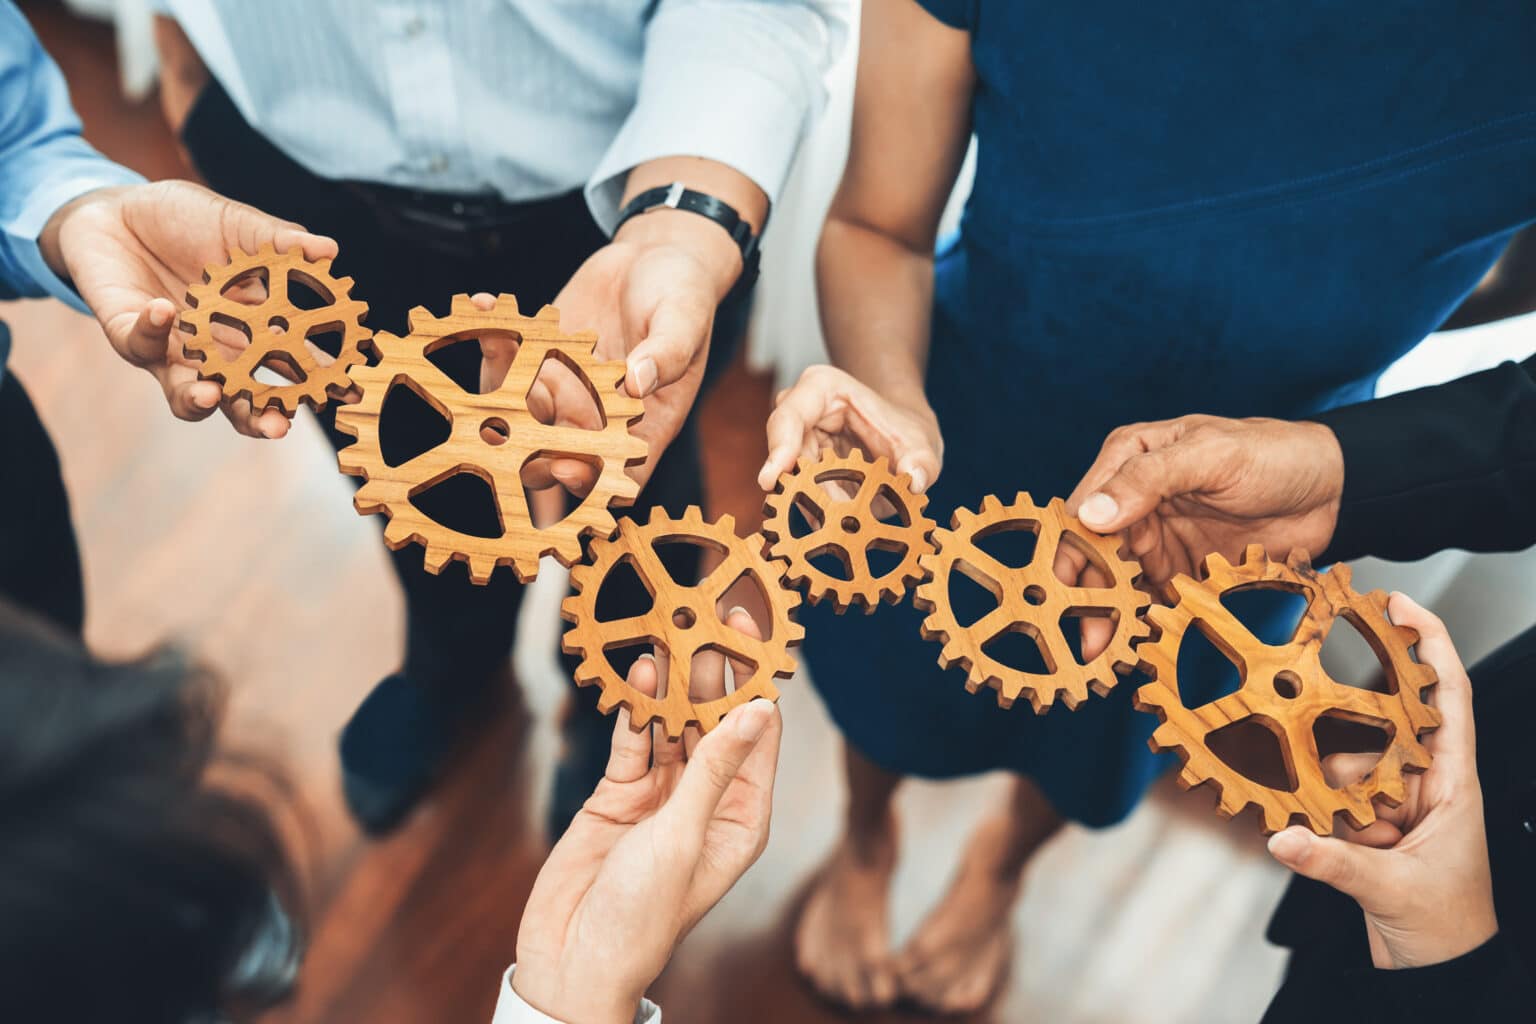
[816,213,935,407]
[1315,355,1536,563]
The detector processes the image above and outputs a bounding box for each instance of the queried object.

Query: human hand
[756,364,943,495]
[1064,414,1345,590]
[39,180,337,439]
[513,608,783,1023]
[1266,593,1497,971]
[481,204,741,495]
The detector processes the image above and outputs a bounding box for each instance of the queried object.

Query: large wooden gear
[914,493,1149,712]
[761,449,936,612]
[179,243,372,414]
[335,294,646,584]
[1135,545,1441,835]
[561,507,804,738]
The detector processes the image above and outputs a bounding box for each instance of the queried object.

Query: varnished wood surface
[762,448,935,612]
[562,506,803,737]
[1138,547,1440,836]
[915,493,1151,714]
[336,294,646,584]
[10,5,1295,1021]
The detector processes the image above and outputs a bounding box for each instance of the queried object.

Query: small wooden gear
[1135,545,1441,835]
[761,449,936,612]
[561,507,804,738]
[335,294,646,584]
[179,243,372,414]
[913,493,1149,712]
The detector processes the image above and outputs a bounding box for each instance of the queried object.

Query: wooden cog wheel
[335,294,646,584]
[561,507,804,738]
[761,449,936,612]
[179,243,372,414]
[913,493,1149,712]
[1135,545,1441,835]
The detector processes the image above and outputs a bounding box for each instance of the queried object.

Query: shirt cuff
[492,966,661,1024]
[3,165,144,314]
[584,13,831,234]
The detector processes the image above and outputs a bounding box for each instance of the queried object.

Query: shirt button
[426,154,449,173]
[403,16,425,37]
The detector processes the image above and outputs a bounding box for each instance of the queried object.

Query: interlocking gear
[179,243,372,414]
[561,507,804,738]
[336,294,646,584]
[1136,545,1441,835]
[913,493,1149,712]
[761,449,936,612]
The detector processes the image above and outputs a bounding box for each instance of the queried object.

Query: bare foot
[894,812,1024,1014]
[794,813,900,1009]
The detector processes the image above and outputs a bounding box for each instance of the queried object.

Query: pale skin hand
[1267,593,1498,971]
[1064,414,1347,590]
[38,180,338,439]
[481,156,765,495]
[513,609,783,1023]
[758,0,973,498]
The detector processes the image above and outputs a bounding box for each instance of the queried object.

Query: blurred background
[9,1,1535,1021]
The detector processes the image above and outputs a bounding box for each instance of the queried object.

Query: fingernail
[1081,492,1118,526]
[192,386,218,409]
[735,700,772,741]
[629,357,658,397]
[635,652,655,663]
[1267,829,1309,863]
[149,304,172,328]
[726,605,750,621]
[908,467,929,494]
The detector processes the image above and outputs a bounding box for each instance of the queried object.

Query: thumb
[657,699,776,837]
[625,298,709,397]
[1078,444,1206,533]
[1268,827,1390,906]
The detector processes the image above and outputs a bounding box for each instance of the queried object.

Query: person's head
[0,601,304,1022]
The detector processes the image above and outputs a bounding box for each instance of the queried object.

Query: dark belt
[341,180,594,260]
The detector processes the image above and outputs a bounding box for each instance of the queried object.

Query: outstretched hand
[1064,414,1346,589]
[1267,593,1497,970]
[40,180,337,439]
[513,608,783,1022]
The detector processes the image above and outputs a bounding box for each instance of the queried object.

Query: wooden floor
[12,5,1293,1021]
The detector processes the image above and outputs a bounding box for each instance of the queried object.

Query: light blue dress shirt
[164,0,847,232]
[0,1,145,375]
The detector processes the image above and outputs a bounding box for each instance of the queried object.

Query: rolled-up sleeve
[0,1,143,312]
[585,0,850,234]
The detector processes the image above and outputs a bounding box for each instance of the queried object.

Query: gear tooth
[980,494,1001,514]
[381,516,414,548]
[559,595,583,623]
[1243,543,1269,565]
[406,305,436,331]
[536,302,561,321]
[1328,562,1353,587]
[450,293,476,315]
[595,687,625,715]
[717,513,737,537]
[1167,572,1207,603]
[420,544,454,576]
[1178,765,1203,789]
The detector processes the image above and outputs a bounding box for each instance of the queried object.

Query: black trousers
[0,369,84,637]
[180,80,738,696]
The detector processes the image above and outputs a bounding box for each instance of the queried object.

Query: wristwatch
[614,182,761,290]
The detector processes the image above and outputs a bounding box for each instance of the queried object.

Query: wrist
[511,967,643,1024]
[614,207,742,302]
[38,187,110,282]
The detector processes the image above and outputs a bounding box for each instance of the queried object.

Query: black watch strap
[614,182,761,289]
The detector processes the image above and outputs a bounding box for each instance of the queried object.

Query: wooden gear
[179,243,372,414]
[913,493,1149,712]
[561,507,804,738]
[1135,545,1440,835]
[761,449,936,612]
[335,294,646,584]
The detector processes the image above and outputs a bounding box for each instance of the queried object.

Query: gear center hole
[840,515,861,534]
[267,315,289,334]
[1273,670,1302,699]
[1023,585,1047,606]
[673,607,697,630]
[481,417,511,446]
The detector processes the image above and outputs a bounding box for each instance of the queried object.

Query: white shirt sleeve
[585,0,852,234]
[492,966,662,1024]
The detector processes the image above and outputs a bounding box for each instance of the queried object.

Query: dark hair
[0,601,305,1023]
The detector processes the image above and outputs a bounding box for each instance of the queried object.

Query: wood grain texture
[562,507,804,737]
[335,294,647,584]
[1136,545,1441,835]
[914,493,1150,713]
[761,449,935,613]
[179,243,372,414]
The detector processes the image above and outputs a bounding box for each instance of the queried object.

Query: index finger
[1387,592,1472,765]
